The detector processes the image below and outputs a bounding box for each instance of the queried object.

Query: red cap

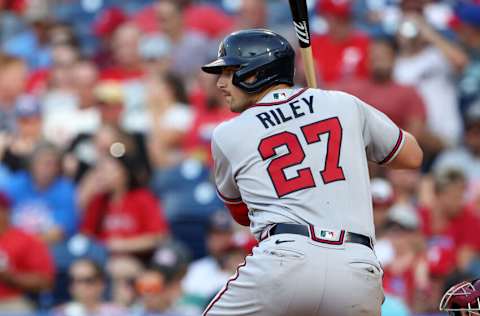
[93,7,127,37]
[317,0,352,18]
[0,192,11,210]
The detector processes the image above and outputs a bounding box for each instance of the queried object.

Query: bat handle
[300,46,317,88]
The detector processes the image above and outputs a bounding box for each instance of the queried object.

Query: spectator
[311,0,370,85]
[81,150,169,258]
[93,7,128,40]
[450,2,480,114]
[70,123,133,184]
[156,0,211,81]
[182,211,238,311]
[52,259,127,316]
[107,256,144,308]
[139,34,172,77]
[118,34,175,135]
[49,22,78,48]
[100,23,144,82]
[370,178,395,237]
[147,72,194,168]
[94,80,125,127]
[386,168,422,208]
[0,192,54,313]
[2,142,78,244]
[49,234,108,306]
[131,240,191,316]
[150,156,223,238]
[394,13,462,147]
[378,204,430,313]
[185,72,236,164]
[434,101,480,189]
[2,0,53,70]
[47,44,80,93]
[182,0,233,39]
[419,169,480,279]
[131,0,233,40]
[0,54,28,132]
[1,95,43,172]
[0,3,24,46]
[75,125,149,205]
[331,37,443,164]
[26,40,79,96]
[332,38,426,132]
[92,7,129,69]
[43,60,101,148]
[234,0,267,30]
[36,44,81,145]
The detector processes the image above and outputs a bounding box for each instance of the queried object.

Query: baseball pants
[203,233,384,316]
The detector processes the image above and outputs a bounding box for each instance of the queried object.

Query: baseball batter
[201,29,423,316]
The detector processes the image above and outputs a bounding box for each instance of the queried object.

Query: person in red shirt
[332,37,444,167]
[0,192,55,313]
[185,72,237,165]
[182,0,233,39]
[99,23,144,82]
[81,151,169,259]
[420,169,480,277]
[311,0,370,85]
[130,0,233,39]
[331,38,426,131]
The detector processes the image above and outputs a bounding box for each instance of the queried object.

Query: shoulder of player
[211,118,243,153]
[212,118,237,142]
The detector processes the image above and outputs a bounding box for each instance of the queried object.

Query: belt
[267,223,373,250]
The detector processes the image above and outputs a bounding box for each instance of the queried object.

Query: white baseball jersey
[211,87,405,240]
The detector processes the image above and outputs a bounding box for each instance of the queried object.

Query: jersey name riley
[255,95,314,129]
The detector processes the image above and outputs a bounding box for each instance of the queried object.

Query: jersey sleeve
[356,97,405,164]
[211,133,242,204]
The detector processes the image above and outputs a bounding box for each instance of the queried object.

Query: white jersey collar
[254,87,307,107]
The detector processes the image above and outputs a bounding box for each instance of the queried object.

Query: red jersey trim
[251,88,309,107]
[379,129,404,165]
[216,188,242,204]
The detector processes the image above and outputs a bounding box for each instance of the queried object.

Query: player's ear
[244,72,258,84]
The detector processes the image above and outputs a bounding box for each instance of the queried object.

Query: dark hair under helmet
[201,29,295,94]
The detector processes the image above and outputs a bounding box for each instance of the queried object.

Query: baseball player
[201,29,423,316]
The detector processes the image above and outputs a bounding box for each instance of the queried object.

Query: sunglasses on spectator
[70,275,99,285]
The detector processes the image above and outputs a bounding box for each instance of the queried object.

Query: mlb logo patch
[273,92,287,100]
[320,230,337,241]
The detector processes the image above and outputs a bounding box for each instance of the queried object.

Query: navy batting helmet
[201,29,295,94]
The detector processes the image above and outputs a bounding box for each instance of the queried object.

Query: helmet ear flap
[232,57,279,94]
[232,54,294,94]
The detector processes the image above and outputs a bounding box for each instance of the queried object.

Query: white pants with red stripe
[203,233,384,316]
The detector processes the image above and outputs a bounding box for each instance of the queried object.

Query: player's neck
[253,84,292,104]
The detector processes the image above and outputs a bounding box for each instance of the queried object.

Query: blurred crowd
[0,0,478,315]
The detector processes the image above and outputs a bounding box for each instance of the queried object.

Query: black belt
[268,223,373,250]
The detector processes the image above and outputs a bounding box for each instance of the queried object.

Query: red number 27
[258,117,345,197]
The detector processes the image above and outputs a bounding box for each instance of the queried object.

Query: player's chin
[226,97,239,112]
